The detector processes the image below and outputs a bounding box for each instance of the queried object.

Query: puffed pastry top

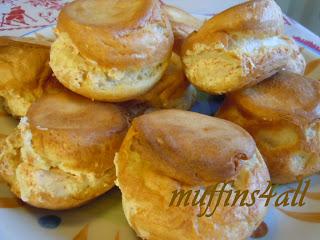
[130,110,256,185]
[57,0,173,69]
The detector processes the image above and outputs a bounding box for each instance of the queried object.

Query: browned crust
[0,36,52,47]
[180,1,306,95]
[182,0,283,54]
[183,0,283,53]
[205,0,283,34]
[121,110,256,186]
[116,127,270,239]
[26,92,129,176]
[0,36,51,47]
[161,4,202,54]
[0,130,116,210]
[217,71,320,183]
[180,1,303,95]
[57,0,173,69]
[0,92,129,209]
[230,71,320,124]
[184,34,297,95]
[0,37,51,91]
[0,37,52,116]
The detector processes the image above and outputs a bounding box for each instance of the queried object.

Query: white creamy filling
[186,36,289,56]
[305,122,319,142]
[19,117,48,170]
[290,122,319,174]
[234,36,289,54]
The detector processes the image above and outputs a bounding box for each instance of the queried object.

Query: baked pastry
[120,53,196,117]
[50,0,174,102]
[135,53,196,110]
[161,4,202,54]
[0,91,129,209]
[181,0,305,94]
[115,110,270,240]
[0,37,51,117]
[216,71,320,184]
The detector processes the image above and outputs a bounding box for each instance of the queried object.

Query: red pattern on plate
[0,0,69,35]
[27,0,64,10]
[293,36,320,53]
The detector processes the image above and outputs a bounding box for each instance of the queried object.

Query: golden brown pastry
[135,53,196,110]
[115,110,270,240]
[0,91,129,209]
[0,37,51,117]
[181,0,305,94]
[161,4,202,54]
[50,0,174,102]
[217,71,320,184]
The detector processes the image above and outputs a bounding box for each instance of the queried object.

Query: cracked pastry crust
[0,92,129,209]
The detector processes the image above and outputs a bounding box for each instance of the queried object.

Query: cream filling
[184,36,290,81]
[186,36,289,56]
[234,36,290,54]
[305,121,319,142]
[290,122,320,174]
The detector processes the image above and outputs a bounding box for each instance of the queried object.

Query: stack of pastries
[0,0,318,239]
